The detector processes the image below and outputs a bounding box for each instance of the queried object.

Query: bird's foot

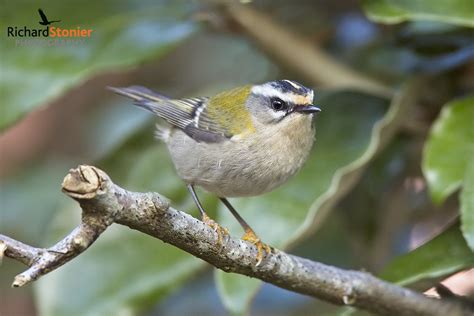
[202,213,229,248]
[242,228,272,266]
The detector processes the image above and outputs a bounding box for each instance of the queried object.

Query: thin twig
[1,165,472,315]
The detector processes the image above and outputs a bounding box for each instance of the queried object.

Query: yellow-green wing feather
[109,85,255,143]
[204,85,255,136]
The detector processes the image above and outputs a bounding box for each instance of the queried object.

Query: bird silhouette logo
[38,9,61,26]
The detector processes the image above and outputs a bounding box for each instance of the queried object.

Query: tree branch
[1,165,471,316]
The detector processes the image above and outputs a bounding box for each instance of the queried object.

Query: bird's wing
[38,9,48,22]
[109,86,241,143]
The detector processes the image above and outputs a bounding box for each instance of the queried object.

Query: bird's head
[247,80,320,125]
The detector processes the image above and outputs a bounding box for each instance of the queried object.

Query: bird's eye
[271,98,287,111]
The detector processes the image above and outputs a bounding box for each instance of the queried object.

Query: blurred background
[1,0,473,315]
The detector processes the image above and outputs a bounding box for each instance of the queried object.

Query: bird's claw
[242,229,272,266]
[202,213,229,248]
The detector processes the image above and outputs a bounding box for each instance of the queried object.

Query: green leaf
[0,0,196,131]
[215,81,421,315]
[380,225,474,289]
[423,96,474,204]
[461,160,474,250]
[362,0,474,27]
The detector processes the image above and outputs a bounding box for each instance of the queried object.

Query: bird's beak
[293,104,321,114]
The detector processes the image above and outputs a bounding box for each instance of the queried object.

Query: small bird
[38,9,61,26]
[109,80,320,265]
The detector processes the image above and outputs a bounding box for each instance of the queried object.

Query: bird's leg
[220,198,272,266]
[187,185,229,246]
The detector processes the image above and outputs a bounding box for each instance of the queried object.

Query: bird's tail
[107,86,168,114]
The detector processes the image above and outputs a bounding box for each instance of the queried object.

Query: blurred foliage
[461,161,474,250]
[363,0,474,27]
[423,96,474,204]
[380,225,474,289]
[1,0,473,316]
[0,0,196,130]
[423,96,474,250]
[0,163,70,244]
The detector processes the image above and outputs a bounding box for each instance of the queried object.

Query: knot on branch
[62,165,107,199]
[0,241,6,264]
[342,288,357,305]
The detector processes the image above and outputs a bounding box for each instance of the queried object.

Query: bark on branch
[0,165,471,316]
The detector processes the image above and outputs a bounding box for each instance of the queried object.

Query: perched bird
[109,80,320,265]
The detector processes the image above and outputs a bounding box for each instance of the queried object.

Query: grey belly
[165,130,301,197]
